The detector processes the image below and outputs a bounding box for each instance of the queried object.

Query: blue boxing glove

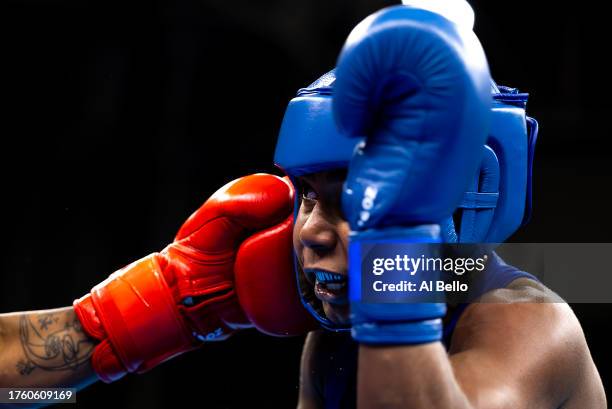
[334,1,491,345]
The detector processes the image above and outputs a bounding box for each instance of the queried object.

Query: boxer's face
[293,169,351,325]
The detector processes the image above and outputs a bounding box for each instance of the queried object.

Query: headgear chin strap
[274,70,539,330]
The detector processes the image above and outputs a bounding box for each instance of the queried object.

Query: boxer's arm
[0,307,98,390]
[356,285,606,409]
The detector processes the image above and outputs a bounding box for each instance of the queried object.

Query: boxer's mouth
[303,269,348,305]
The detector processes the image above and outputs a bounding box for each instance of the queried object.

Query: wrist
[351,319,444,345]
[349,224,446,345]
[74,254,194,382]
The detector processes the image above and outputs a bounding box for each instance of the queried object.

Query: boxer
[0,2,606,408]
[273,2,606,408]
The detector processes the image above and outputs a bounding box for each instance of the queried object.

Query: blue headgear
[274,70,538,329]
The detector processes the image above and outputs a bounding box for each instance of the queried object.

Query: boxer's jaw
[293,170,350,325]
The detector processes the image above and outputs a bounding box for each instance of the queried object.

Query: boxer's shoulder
[454,278,579,349]
[478,276,561,304]
[449,279,598,406]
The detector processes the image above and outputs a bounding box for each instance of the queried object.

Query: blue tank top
[321,252,538,409]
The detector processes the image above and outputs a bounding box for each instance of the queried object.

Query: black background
[1,0,610,407]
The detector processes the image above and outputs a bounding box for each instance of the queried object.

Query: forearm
[358,343,471,409]
[0,307,98,390]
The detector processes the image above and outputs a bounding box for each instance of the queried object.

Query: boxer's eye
[302,186,318,203]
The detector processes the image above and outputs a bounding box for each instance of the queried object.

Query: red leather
[74,255,192,383]
[73,173,315,383]
[235,216,317,336]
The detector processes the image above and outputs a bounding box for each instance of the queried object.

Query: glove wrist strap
[352,319,443,345]
[349,225,445,345]
[74,254,194,382]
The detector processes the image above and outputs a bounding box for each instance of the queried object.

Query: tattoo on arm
[17,311,95,376]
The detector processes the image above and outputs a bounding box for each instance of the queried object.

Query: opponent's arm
[0,307,97,389]
[2,174,314,389]
[71,173,313,383]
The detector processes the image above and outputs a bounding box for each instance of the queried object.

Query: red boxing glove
[74,174,315,383]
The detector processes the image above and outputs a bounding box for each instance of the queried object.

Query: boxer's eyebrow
[299,174,317,185]
[295,175,316,192]
[297,173,326,193]
[325,169,348,186]
[301,169,347,184]
[298,171,347,204]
